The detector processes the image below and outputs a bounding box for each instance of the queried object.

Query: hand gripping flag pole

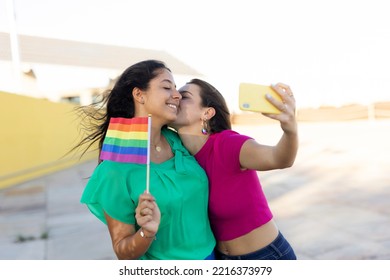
[99,115,152,193]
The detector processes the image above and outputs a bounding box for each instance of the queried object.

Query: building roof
[0,32,201,76]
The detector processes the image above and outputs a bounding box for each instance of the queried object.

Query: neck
[176,127,209,155]
[134,113,165,145]
[150,125,163,146]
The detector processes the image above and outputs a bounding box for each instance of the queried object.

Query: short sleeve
[217,130,253,171]
[80,161,136,225]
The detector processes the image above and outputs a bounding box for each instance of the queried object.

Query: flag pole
[146,114,152,193]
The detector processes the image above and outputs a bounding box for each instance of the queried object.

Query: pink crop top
[195,130,273,241]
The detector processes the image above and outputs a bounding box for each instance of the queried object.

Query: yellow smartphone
[239,83,282,114]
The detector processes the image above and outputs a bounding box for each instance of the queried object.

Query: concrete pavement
[1,120,390,260]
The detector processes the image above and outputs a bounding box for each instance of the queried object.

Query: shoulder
[213,130,252,143]
[93,160,136,177]
[211,130,253,163]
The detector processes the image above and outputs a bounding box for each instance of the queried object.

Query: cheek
[178,105,196,121]
[178,107,190,119]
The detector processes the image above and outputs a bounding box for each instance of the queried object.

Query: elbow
[114,249,137,260]
[114,249,128,260]
[280,158,296,169]
[113,240,138,260]
[113,245,128,260]
[280,151,298,169]
[287,158,296,167]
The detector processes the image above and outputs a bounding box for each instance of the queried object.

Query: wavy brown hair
[70,60,170,159]
[186,78,231,133]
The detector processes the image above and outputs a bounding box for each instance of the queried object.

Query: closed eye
[179,91,190,99]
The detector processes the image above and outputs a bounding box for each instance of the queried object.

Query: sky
[1,0,390,109]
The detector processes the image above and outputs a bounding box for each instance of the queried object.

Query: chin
[167,115,177,124]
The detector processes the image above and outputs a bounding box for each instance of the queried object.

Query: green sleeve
[80,161,136,225]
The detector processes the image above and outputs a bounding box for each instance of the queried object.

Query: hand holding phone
[239,83,283,114]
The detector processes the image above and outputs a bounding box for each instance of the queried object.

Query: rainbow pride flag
[100,117,149,164]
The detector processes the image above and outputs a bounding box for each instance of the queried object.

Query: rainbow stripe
[100,117,149,164]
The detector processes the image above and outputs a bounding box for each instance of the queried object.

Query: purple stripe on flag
[100,151,147,164]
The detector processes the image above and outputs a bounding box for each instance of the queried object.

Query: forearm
[105,212,156,260]
[113,228,156,260]
[273,129,299,168]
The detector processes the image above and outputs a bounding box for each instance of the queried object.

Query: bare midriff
[217,219,279,256]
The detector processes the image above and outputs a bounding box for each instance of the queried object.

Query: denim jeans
[204,250,215,260]
[215,231,297,260]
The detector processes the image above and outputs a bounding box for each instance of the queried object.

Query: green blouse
[80,128,215,259]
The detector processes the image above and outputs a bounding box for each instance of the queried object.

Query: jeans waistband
[216,231,288,260]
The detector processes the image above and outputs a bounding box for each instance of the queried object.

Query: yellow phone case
[239,83,282,114]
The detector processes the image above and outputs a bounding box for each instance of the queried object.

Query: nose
[173,88,182,100]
